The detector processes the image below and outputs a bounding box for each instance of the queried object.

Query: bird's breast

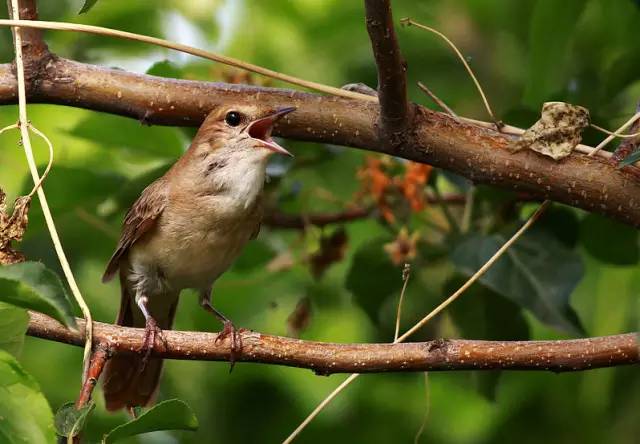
[130,193,261,291]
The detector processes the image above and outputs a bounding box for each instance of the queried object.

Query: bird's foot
[215,320,243,372]
[139,317,165,372]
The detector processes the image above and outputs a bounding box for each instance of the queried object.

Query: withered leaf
[511,102,590,160]
[0,189,31,265]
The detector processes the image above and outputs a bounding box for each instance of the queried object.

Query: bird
[101,105,296,412]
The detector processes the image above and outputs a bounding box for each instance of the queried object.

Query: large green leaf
[68,113,184,159]
[524,0,589,105]
[0,302,29,356]
[451,230,584,334]
[579,213,639,265]
[0,262,76,328]
[0,350,55,444]
[102,399,199,443]
[345,238,403,324]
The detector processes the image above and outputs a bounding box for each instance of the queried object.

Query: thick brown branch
[27,312,639,374]
[364,0,412,143]
[0,58,640,226]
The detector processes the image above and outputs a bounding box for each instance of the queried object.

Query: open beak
[246,107,296,156]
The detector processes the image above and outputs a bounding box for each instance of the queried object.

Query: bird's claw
[139,317,165,373]
[215,320,243,372]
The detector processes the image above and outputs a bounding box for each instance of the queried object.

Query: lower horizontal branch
[27,312,639,374]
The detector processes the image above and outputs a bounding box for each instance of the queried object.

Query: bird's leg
[199,290,242,370]
[135,292,165,371]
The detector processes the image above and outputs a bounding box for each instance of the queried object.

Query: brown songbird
[101,106,295,411]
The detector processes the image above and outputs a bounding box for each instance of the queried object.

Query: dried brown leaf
[0,188,31,265]
[512,102,590,160]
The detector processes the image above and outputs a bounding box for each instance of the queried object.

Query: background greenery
[0,0,639,442]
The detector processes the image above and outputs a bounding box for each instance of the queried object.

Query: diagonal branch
[364,0,412,143]
[27,312,639,374]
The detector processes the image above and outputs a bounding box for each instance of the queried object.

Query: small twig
[0,18,375,103]
[70,344,109,444]
[25,123,53,198]
[401,18,501,129]
[282,373,360,444]
[461,187,475,233]
[417,81,458,118]
[0,122,18,135]
[589,112,640,156]
[8,2,93,382]
[394,264,412,341]
[75,344,110,409]
[591,123,640,139]
[413,372,430,444]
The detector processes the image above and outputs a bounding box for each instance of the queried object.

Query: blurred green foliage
[0,0,639,443]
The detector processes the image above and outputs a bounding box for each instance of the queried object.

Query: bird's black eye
[225,111,242,127]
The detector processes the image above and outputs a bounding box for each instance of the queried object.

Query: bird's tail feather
[102,281,178,412]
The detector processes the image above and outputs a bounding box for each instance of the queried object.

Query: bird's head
[195,105,296,162]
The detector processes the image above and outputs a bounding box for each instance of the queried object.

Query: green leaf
[79,0,99,14]
[146,60,183,79]
[102,399,198,443]
[345,238,403,324]
[0,350,56,444]
[446,276,530,342]
[524,0,589,105]
[0,302,29,356]
[451,230,584,334]
[579,213,639,265]
[54,402,95,439]
[536,206,581,248]
[0,262,76,328]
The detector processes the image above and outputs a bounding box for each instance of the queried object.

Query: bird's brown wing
[102,179,168,283]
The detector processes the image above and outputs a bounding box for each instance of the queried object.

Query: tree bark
[0,56,638,227]
[27,312,639,374]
